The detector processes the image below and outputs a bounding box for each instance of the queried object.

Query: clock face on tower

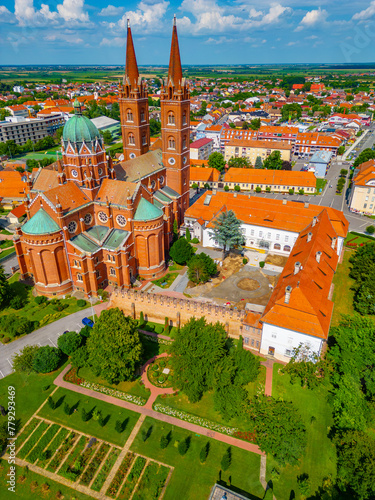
[168,157,176,165]
[71,169,78,178]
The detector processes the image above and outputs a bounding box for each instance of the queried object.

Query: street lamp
[88,294,95,324]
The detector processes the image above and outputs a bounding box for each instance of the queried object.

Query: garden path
[139,352,175,410]
[54,365,264,456]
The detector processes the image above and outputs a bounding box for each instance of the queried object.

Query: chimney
[304,202,309,208]
[285,285,292,304]
[212,188,217,195]
[316,251,322,263]
[294,261,301,275]
[233,192,237,198]
[283,198,287,205]
[312,216,317,227]
[331,237,337,250]
[307,232,312,243]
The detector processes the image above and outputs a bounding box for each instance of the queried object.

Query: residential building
[190,166,220,188]
[5,105,29,118]
[224,139,292,164]
[308,151,333,178]
[293,133,342,157]
[0,170,28,208]
[190,137,214,160]
[0,116,65,145]
[224,167,316,193]
[349,159,375,214]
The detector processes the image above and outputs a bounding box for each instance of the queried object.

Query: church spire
[168,15,183,89]
[125,19,139,89]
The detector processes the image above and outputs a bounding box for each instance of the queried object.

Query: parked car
[82,317,94,328]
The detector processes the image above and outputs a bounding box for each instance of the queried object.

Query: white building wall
[261,322,324,362]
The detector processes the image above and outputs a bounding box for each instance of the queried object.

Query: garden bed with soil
[147,358,174,388]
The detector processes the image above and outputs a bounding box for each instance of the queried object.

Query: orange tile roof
[96,178,136,207]
[296,133,342,147]
[261,210,339,339]
[226,138,292,150]
[32,167,60,192]
[43,182,90,213]
[190,159,209,167]
[190,167,220,183]
[10,203,26,218]
[185,191,348,238]
[352,159,375,187]
[0,171,27,198]
[225,168,316,188]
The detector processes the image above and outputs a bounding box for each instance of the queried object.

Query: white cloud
[44,33,83,44]
[120,1,169,33]
[57,0,89,22]
[205,36,235,44]
[295,7,328,31]
[353,1,375,21]
[305,34,318,39]
[287,40,298,46]
[0,5,15,22]
[100,36,126,46]
[99,5,124,17]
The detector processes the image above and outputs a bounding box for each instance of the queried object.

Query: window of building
[250,229,254,236]
[285,349,292,357]
[368,188,371,193]
[267,232,271,239]
[364,203,367,208]
[110,267,116,276]
[168,137,176,149]
[285,235,289,242]
[127,110,133,122]
[142,135,147,146]
[271,333,277,338]
[73,260,80,268]
[256,341,259,348]
[244,337,249,344]
[128,133,135,145]
[182,136,187,150]
[182,112,187,125]
[77,273,83,282]
[251,338,255,346]
[140,109,145,122]
[259,230,263,237]
[168,112,175,125]
[274,243,281,250]
[276,233,280,240]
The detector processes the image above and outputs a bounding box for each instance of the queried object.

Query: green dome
[22,208,60,235]
[63,99,101,146]
[134,198,163,221]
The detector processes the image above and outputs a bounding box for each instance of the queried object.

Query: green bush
[9,295,24,310]
[234,185,240,192]
[242,258,248,265]
[255,186,261,193]
[185,228,191,241]
[200,442,210,463]
[77,299,86,307]
[224,185,229,191]
[178,437,190,456]
[35,296,48,305]
[160,435,169,449]
[57,331,82,355]
[289,188,294,195]
[191,238,199,244]
[298,189,304,195]
[366,225,375,235]
[259,261,265,268]
[32,346,61,373]
[221,447,231,470]
[266,186,271,193]
[47,396,56,410]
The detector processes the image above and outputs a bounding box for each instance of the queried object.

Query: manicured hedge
[91,447,120,492]
[18,421,49,459]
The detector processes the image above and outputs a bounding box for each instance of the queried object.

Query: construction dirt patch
[265,254,289,267]
[237,278,260,291]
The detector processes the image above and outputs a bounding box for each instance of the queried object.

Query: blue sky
[1,0,375,65]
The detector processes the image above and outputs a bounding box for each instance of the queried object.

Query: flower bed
[18,421,49,460]
[233,430,257,443]
[153,403,239,436]
[118,456,147,499]
[26,423,60,464]
[140,333,173,346]
[58,435,88,480]
[47,432,78,473]
[132,462,170,500]
[37,427,69,469]
[76,379,146,406]
[63,367,83,385]
[147,359,174,389]
[91,447,120,492]
[16,418,40,452]
[80,442,110,486]
[106,452,135,498]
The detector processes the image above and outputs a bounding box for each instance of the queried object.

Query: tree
[187,252,217,284]
[101,130,112,144]
[185,227,191,242]
[227,157,251,169]
[221,447,232,471]
[340,169,348,177]
[12,345,39,373]
[234,184,240,192]
[0,109,11,121]
[281,103,302,121]
[353,148,375,169]
[208,152,225,173]
[249,396,306,465]
[160,435,169,449]
[57,331,82,356]
[0,265,10,309]
[337,145,345,155]
[367,225,375,235]
[178,437,190,456]
[263,151,283,170]
[86,308,143,384]
[200,442,210,463]
[150,118,161,136]
[255,156,263,169]
[335,431,375,499]
[169,237,194,265]
[0,314,35,339]
[208,210,244,257]
[170,318,227,402]
[33,346,61,373]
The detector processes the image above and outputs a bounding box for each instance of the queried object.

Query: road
[0,309,90,378]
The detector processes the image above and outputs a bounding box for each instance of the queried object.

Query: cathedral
[14,19,190,298]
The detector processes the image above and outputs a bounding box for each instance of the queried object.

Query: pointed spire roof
[125,19,139,89]
[168,15,183,89]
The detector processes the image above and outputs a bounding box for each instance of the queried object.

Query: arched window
[142,134,147,146]
[182,136,187,150]
[77,273,83,282]
[128,133,135,145]
[168,112,175,125]
[182,111,187,125]
[168,137,176,149]
[110,267,116,276]
[140,109,145,122]
[283,245,291,252]
[126,109,133,122]
[274,243,281,250]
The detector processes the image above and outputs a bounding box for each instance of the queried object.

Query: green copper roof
[70,234,99,254]
[134,198,163,221]
[22,208,60,235]
[85,225,109,244]
[63,100,101,145]
[103,229,129,250]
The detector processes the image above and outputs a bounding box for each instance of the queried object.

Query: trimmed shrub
[242,258,248,265]
[160,435,169,449]
[255,186,261,193]
[200,442,210,463]
[367,225,375,235]
[81,408,90,422]
[185,228,191,241]
[35,296,48,305]
[10,295,24,310]
[178,437,189,456]
[47,396,56,410]
[259,261,265,268]
[191,238,199,244]
[32,346,61,373]
[64,403,71,415]
[77,299,86,307]
[221,447,231,470]
[224,185,229,192]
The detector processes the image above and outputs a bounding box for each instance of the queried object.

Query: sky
[1,0,375,65]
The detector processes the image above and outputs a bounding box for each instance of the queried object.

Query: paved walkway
[54,365,264,456]
[139,352,175,410]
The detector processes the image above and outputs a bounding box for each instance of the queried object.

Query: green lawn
[139,320,178,338]
[8,272,20,283]
[131,416,265,500]
[0,459,93,500]
[0,370,57,426]
[151,272,179,289]
[77,366,151,400]
[344,231,375,246]
[0,247,15,260]
[153,367,265,431]
[315,178,327,194]
[331,249,355,326]
[168,263,185,271]
[37,387,140,446]
[266,364,336,500]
